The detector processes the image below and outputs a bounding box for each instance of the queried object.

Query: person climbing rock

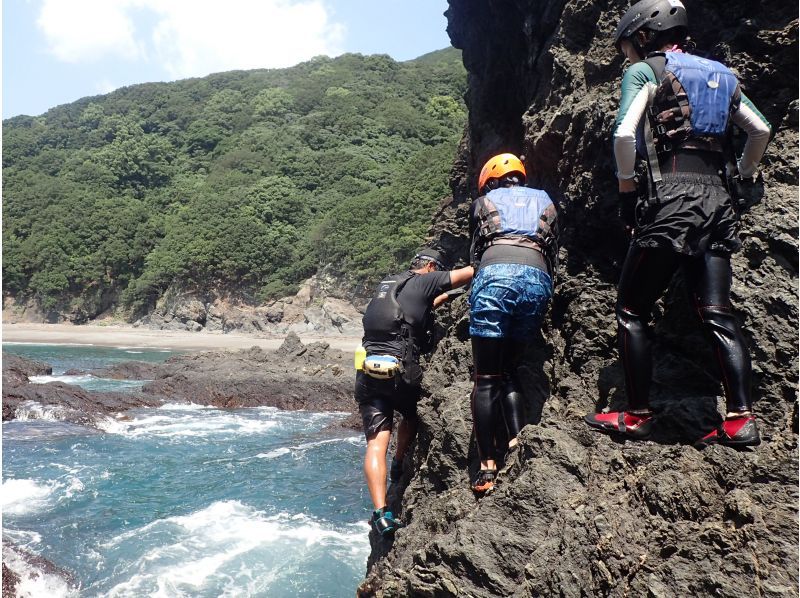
[468,153,559,494]
[584,0,771,447]
[356,248,473,535]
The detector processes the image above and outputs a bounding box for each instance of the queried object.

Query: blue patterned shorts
[469,264,553,339]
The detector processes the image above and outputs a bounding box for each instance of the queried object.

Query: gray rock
[2,353,52,388]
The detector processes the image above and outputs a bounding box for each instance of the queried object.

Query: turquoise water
[3,343,176,392]
[2,345,371,597]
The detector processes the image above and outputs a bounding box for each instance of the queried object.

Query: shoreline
[1,323,362,353]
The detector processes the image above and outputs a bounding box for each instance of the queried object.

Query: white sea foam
[61,476,86,500]
[2,544,78,598]
[252,435,364,461]
[96,410,278,439]
[294,436,364,450]
[29,374,96,385]
[158,402,216,410]
[13,401,68,422]
[253,447,291,460]
[3,528,43,548]
[1,478,57,516]
[100,500,368,596]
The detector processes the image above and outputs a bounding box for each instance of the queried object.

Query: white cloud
[35,0,344,78]
[148,0,345,78]
[37,0,142,62]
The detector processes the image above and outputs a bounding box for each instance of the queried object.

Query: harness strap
[392,272,415,341]
[643,82,663,183]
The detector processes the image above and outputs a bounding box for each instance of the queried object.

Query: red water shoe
[584,411,653,439]
[695,416,760,449]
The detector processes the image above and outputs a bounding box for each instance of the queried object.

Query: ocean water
[2,345,371,597]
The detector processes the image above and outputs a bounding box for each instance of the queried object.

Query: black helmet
[614,0,688,50]
[413,248,449,270]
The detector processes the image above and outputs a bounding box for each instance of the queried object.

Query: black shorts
[635,174,741,256]
[354,371,420,438]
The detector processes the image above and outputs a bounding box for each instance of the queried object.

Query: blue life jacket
[641,51,741,180]
[473,186,558,273]
[478,186,553,239]
[661,51,739,136]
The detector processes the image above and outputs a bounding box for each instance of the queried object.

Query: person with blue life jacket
[357,249,473,536]
[584,0,771,447]
[468,153,559,494]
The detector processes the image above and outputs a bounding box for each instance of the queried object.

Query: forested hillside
[3,48,466,321]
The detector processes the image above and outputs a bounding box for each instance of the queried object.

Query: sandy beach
[1,322,362,353]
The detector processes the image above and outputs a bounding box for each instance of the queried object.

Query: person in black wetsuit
[357,248,473,536]
[468,153,559,494]
[584,0,771,447]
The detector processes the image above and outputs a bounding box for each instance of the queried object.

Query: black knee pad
[695,304,740,337]
[616,304,648,335]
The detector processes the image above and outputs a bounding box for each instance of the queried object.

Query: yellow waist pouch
[362,355,402,380]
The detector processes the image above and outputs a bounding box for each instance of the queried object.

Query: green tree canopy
[3,48,466,318]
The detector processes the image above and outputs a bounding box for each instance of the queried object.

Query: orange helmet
[478,153,526,193]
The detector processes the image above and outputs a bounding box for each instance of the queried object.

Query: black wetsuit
[617,245,752,412]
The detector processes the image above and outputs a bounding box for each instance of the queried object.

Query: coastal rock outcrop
[1,352,164,424]
[2,335,358,427]
[139,334,354,411]
[360,0,797,595]
[3,353,52,388]
[2,543,77,598]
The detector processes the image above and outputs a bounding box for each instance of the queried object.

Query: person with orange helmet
[467,153,559,494]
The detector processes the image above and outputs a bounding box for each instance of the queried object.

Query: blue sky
[2,0,453,119]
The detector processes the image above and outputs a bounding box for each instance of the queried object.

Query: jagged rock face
[361,1,797,596]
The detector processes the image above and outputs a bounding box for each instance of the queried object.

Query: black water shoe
[471,469,497,495]
[370,508,403,537]
[695,416,761,449]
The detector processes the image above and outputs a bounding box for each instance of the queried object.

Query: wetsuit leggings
[471,337,526,462]
[616,245,752,413]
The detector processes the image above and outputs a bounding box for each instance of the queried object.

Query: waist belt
[363,355,402,380]
[482,241,548,273]
[657,149,725,177]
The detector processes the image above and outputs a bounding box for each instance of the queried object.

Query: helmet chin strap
[631,38,646,59]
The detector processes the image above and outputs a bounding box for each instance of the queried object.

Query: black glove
[618,190,639,229]
[731,174,763,214]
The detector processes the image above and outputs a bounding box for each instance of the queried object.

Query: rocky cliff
[360,1,798,596]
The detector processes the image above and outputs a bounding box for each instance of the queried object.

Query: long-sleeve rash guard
[613,59,772,180]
